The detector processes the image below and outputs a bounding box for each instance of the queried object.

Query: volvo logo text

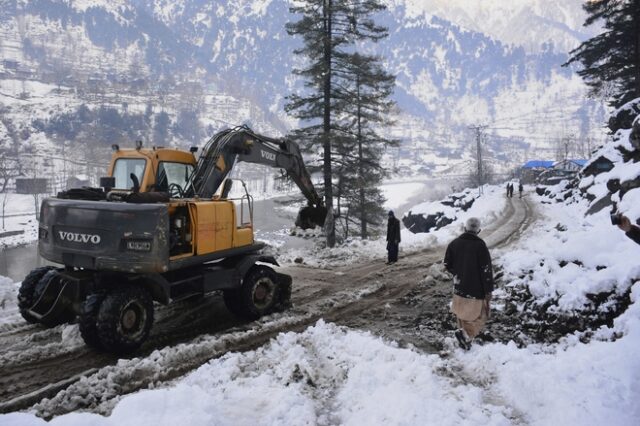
[260,150,276,161]
[58,231,101,244]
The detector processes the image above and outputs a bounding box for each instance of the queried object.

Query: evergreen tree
[285,0,388,247]
[565,0,640,108]
[336,53,397,239]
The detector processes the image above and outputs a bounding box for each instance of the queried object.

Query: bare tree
[0,153,23,193]
[1,191,9,230]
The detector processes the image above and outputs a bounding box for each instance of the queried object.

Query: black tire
[234,266,280,320]
[17,267,55,324]
[222,288,244,316]
[79,292,107,350]
[96,286,154,354]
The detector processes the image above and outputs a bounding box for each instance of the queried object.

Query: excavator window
[113,158,146,190]
[156,162,194,195]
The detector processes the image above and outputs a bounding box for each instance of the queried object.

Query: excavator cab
[107,146,196,197]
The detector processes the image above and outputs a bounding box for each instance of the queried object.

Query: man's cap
[388,210,394,216]
[464,217,481,234]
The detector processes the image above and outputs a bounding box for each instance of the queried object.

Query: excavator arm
[186,126,326,229]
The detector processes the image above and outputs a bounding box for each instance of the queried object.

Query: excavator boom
[186,126,326,229]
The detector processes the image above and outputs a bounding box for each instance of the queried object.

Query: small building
[520,160,554,184]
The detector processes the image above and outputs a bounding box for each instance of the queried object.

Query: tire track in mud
[0,197,534,417]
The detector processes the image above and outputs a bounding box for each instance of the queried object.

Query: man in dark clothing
[444,217,494,350]
[386,210,401,264]
[518,182,523,198]
[618,214,640,245]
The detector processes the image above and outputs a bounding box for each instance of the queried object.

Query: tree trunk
[357,75,366,239]
[323,0,335,247]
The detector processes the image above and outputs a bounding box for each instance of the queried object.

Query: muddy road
[0,196,534,418]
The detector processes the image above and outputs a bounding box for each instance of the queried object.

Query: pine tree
[336,53,397,239]
[285,0,388,247]
[564,0,640,108]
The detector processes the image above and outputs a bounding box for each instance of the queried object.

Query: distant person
[444,217,494,350]
[386,210,401,264]
[518,182,523,198]
[505,182,510,198]
[508,183,514,198]
[616,214,640,245]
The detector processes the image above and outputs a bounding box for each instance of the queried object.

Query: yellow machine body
[107,147,254,258]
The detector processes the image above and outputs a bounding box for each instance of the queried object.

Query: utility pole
[469,125,487,195]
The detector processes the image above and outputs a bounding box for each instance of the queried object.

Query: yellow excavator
[18,126,326,354]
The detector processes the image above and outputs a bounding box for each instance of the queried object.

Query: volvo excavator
[18,126,326,354]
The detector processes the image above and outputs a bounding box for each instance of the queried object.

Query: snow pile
[495,194,638,341]
[3,321,515,426]
[6,318,639,425]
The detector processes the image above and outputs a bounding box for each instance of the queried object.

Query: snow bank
[2,321,515,426]
[497,195,638,312]
[5,317,638,425]
[457,292,640,425]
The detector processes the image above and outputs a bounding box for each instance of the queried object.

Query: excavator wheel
[18,267,55,324]
[96,286,154,354]
[79,291,107,350]
[224,266,280,320]
[18,268,75,327]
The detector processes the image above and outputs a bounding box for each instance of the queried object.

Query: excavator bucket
[295,205,327,229]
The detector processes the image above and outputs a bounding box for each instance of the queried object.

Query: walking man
[518,182,523,198]
[386,210,401,264]
[444,217,494,350]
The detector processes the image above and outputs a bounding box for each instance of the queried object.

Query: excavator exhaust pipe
[295,205,327,230]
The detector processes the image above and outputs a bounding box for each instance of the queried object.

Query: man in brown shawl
[444,217,494,350]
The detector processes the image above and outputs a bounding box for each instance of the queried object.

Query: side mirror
[100,177,116,192]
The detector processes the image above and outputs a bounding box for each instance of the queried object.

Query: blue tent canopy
[522,160,554,169]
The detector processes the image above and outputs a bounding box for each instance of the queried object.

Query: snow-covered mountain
[396,0,596,54]
[0,0,606,181]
